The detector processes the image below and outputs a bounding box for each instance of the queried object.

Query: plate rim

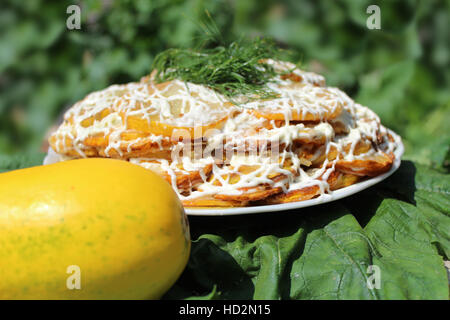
[185,130,404,216]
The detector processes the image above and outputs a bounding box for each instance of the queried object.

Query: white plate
[185,131,404,216]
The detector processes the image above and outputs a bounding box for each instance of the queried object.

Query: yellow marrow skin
[0,158,190,299]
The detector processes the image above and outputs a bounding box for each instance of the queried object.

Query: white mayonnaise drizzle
[49,61,398,203]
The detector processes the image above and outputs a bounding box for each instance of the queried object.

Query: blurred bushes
[0,0,448,170]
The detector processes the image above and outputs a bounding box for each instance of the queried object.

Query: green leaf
[290,214,382,300]
[381,162,450,258]
[365,199,448,299]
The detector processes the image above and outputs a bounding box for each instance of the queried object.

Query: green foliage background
[0,0,449,300]
[0,0,449,170]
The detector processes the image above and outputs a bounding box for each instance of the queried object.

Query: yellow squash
[0,158,190,299]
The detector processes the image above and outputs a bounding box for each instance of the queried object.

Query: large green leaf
[164,161,449,300]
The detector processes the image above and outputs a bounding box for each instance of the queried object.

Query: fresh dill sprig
[151,37,287,102]
[196,10,225,48]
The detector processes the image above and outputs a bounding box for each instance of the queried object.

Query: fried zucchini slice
[263,185,321,204]
[130,159,212,191]
[182,197,248,208]
[248,83,343,122]
[264,171,360,204]
[122,81,233,139]
[336,152,394,177]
